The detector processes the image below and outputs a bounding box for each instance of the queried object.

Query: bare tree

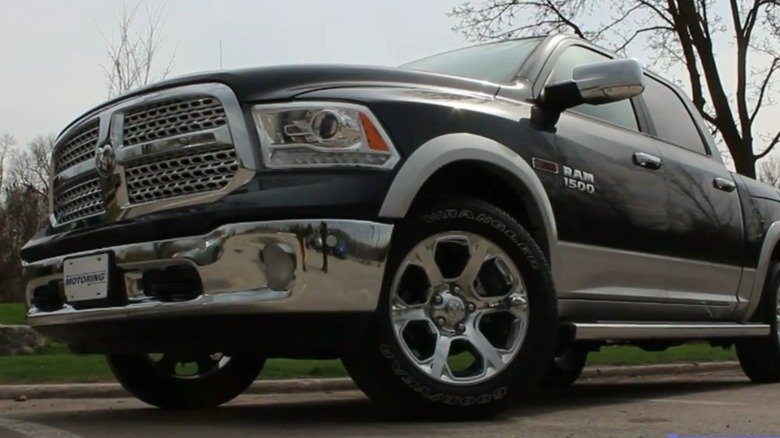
[97,0,176,98]
[449,0,780,179]
[9,134,55,198]
[0,133,52,301]
[759,155,780,187]
[0,134,16,191]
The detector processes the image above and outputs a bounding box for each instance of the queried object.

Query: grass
[0,303,736,385]
[0,303,27,326]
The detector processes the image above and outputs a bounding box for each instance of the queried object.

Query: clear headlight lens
[251,102,400,169]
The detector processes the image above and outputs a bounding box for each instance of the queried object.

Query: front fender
[378,132,559,276]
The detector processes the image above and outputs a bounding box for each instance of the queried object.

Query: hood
[58,63,501,137]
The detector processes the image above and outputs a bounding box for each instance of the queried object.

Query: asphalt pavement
[0,368,777,438]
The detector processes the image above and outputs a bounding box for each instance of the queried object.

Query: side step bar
[572,322,771,341]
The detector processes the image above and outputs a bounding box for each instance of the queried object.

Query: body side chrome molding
[377,133,559,274]
[557,241,742,309]
[737,220,780,321]
[572,322,770,341]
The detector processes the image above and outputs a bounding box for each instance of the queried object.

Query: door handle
[632,152,662,170]
[713,177,736,192]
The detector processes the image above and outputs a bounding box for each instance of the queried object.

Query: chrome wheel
[389,231,529,386]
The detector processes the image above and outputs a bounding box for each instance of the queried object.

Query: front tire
[735,261,780,383]
[106,352,265,410]
[342,196,558,420]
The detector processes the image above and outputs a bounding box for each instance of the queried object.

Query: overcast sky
[1,0,468,147]
[1,0,777,163]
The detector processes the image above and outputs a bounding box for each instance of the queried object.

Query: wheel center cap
[444,298,465,320]
[432,290,467,328]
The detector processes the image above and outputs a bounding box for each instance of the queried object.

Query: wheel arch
[378,133,559,273]
[743,220,780,321]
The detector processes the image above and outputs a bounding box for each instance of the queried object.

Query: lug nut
[467,302,476,312]
[433,294,443,305]
[509,295,527,309]
[435,317,445,327]
[457,323,466,332]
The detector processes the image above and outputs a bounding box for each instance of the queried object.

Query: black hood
[58,63,501,137]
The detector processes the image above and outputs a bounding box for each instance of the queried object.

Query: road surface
[0,369,776,437]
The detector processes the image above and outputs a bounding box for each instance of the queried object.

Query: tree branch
[750,57,780,124]
[730,0,752,142]
[756,131,780,159]
[543,0,585,37]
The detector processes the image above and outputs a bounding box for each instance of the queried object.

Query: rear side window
[642,76,708,155]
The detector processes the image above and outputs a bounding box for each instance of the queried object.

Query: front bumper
[23,219,393,328]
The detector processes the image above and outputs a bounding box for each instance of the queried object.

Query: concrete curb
[0,361,741,401]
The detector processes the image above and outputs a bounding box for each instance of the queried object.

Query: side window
[641,76,708,155]
[546,45,639,132]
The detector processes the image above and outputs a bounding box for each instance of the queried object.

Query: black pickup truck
[21,33,780,420]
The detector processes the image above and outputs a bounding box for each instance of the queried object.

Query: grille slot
[53,120,99,174]
[125,144,239,204]
[52,175,105,224]
[122,96,227,147]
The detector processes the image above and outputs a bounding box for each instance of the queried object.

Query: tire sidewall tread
[343,196,559,419]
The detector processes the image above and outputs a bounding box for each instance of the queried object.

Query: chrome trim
[48,83,259,230]
[557,241,741,308]
[558,299,739,322]
[24,220,393,326]
[737,221,780,321]
[377,133,559,274]
[572,322,770,341]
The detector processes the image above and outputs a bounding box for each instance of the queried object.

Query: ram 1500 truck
[21,33,780,420]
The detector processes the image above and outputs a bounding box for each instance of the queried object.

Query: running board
[572,322,771,341]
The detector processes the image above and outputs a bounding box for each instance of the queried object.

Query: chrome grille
[125,144,239,204]
[122,96,227,147]
[49,83,249,228]
[53,120,99,174]
[52,175,105,224]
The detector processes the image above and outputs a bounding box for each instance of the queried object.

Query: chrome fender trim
[378,132,559,275]
[739,220,780,321]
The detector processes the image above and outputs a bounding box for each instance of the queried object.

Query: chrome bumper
[23,220,393,327]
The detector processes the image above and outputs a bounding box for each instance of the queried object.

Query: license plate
[63,253,110,302]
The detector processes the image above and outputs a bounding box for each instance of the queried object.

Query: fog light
[263,243,296,291]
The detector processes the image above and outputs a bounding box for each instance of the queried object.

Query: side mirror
[540,58,645,112]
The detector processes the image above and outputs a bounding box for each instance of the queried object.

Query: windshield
[400,38,541,84]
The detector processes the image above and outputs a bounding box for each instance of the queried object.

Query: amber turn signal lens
[359,113,389,151]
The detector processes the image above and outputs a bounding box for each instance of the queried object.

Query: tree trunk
[730,145,756,179]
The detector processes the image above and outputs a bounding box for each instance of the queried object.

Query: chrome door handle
[713,177,736,192]
[632,152,662,170]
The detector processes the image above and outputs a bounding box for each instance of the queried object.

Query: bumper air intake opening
[142,265,203,303]
[31,281,65,312]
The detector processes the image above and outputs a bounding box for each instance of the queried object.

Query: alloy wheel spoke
[467,327,505,371]
[156,354,179,374]
[196,357,218,375]
[412,242,445,287]
[425,335,453,379]
[391,299,429,331]
[458,237,492,289]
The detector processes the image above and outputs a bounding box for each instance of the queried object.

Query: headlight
[251,102,400,169]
